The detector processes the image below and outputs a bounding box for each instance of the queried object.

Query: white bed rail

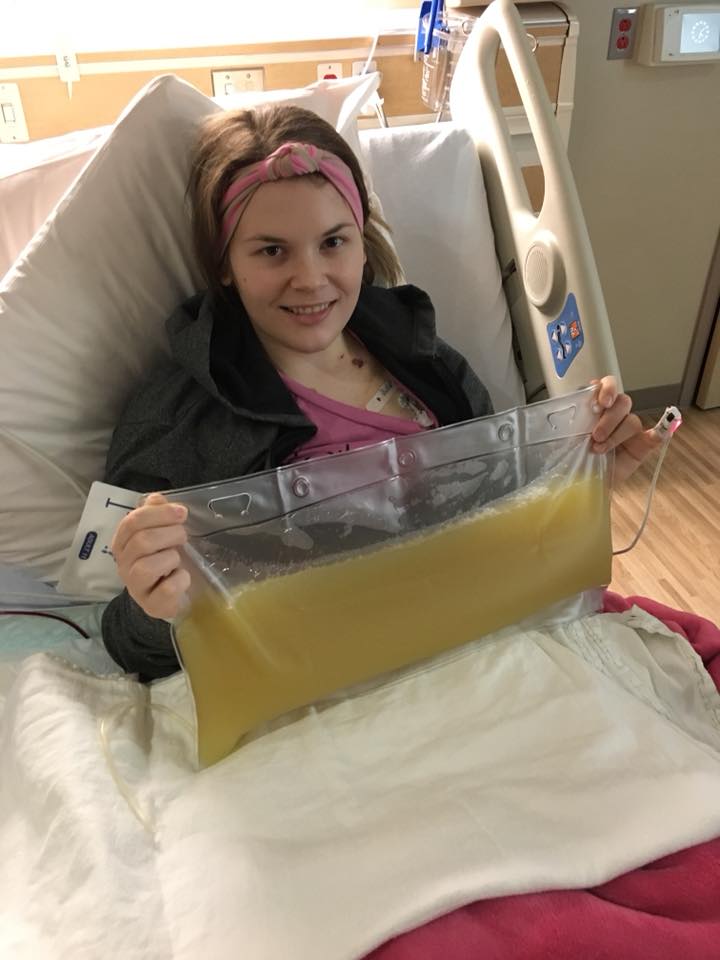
[449,0,622,397]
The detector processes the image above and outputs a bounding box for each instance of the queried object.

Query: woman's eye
[260,245,283,257]
[324,236,345,250]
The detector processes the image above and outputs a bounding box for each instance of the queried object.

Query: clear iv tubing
[98,700,194,836]
[97,543,229,835]
[613,406,682,556]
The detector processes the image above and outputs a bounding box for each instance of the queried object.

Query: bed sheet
[1,600,720,960]
[0,602,117,692]
[367,593,720,960]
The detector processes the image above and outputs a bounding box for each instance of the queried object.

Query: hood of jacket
[164,282,442,425]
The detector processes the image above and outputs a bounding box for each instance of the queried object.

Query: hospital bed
[1,1,720,957]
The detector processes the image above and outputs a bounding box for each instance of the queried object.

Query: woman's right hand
[111,492,191,620]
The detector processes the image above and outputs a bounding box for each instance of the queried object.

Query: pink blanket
[367,593,720,960]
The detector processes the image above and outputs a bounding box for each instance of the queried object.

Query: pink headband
[218,142,364,256]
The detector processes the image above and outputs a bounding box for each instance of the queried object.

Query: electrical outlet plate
[0,82,29,142]
[316,62,344,81]
[352,60,378,76]
[211,68,265,97]
[608,7,638,60]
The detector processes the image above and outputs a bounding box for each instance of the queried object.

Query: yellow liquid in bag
[176,475,611,767]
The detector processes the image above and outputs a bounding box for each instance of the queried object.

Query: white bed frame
[451,0,622,398]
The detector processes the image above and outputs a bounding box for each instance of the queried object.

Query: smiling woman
[225,177,366,376]
[187,104,403,293]
[100,100,653,682]
[100,102,496,677]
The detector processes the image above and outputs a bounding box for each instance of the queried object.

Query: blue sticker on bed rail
[546,294,584,377]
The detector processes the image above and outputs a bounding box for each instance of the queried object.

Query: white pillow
[0,73,382,582]
[0,127,109,280]
[358,123,524,414]
[213,73,380,171]
[0,74,381,286]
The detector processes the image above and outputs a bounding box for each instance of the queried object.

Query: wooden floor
[609,405,720,623]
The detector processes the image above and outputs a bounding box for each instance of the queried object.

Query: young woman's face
[224,176,366,363]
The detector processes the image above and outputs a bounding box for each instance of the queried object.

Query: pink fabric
[365,592,720,960]
[280,373,437,463]
[219,142,363,255]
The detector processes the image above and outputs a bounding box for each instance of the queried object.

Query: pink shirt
[280,373,438,464]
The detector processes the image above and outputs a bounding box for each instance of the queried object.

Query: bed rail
[449,0,622,397]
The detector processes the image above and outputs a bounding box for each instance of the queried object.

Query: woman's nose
[289,251,326,290]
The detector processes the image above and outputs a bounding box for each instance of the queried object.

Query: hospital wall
[564,0,719,402]
[2,0,718,403]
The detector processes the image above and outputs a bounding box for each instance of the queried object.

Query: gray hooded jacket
[102,282,493,680]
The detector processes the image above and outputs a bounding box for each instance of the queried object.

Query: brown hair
[187,104,403,292]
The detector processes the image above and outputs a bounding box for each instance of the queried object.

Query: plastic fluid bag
[162,387,612,767]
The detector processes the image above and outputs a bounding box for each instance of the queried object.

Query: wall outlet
[316,62,344,81]
[608,7,638,60]
[352,60,378,76]
[0,82,29,142]
[211,68,265,97]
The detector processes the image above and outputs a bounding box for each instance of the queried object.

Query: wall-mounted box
[316,62,344,80]
[635,4,720,64]
[211,68,265,96]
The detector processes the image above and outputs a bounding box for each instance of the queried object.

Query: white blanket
[2,607,720,960]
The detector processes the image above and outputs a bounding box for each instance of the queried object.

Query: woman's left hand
[590,376,662,485]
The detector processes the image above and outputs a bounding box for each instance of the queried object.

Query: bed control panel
[546,294,584,378]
